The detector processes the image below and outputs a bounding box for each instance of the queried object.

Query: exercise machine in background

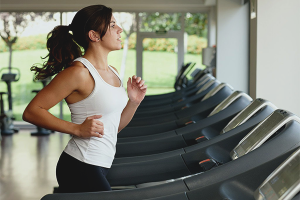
[0,67,20,135]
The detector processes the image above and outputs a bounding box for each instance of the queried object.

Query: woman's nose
[118,25,123,33]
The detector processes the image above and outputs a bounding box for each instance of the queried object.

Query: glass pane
[139,12,182,32]
[0,12,60,121]
[184,12,208,77]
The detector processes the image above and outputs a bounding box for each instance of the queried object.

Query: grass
[0,49,204,121]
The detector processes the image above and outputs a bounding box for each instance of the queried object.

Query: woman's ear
[88,30,100,42]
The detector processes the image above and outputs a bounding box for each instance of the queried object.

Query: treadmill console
[196,74,213,87]
[201,83,233,102]
[208,91,253,117]
[196,79,218,95]
[254,148,300,200]
[221,98,277,134]
[230,110,300,160]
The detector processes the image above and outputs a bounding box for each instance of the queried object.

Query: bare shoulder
[110,65,119,74]
[46,61,90,90]
[53,61,89,81]
[65,61,89,76]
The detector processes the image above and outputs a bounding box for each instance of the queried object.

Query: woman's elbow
[22,107,34,123]
[22,109,30,122]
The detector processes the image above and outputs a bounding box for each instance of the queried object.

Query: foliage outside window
[139,12,182,32]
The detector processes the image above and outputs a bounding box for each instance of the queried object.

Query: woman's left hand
[127,75,147,105]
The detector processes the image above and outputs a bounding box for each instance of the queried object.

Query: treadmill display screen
[259,154,300,199]
[237,113,284,156]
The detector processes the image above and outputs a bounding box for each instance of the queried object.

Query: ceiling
[0,0,217,12]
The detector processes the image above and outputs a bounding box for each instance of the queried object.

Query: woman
[23,5,147,193]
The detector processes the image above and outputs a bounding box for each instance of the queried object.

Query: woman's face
[100,15,123,51]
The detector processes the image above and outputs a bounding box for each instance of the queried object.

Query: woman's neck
[83,46,109,71]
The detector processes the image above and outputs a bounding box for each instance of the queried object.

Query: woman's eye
[111,25,115,28]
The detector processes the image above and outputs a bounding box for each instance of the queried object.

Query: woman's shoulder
[66,61,89,74]
[56,61,90,81]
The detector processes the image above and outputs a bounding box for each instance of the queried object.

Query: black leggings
[56,152,112,193]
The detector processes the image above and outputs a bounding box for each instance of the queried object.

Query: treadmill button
[181,106,188,110]
[199,159,219,171]
[195,136,208,143]
[185,121,196,126]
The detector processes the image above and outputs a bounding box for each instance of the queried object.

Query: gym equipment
[140,69,210,106]
[123,78,220,131]
[141,71,210,103]
[173,62,194,90]
[174,63,196,90]
[118,91,252,139]
[110,109,299,186]
[135,74,216,115]
[0,92,7,136]
[31,77,52,136]
[254,148,300,200]
[114,98,276,164]
[128,83,233,127]
[119,83,234,140]
[109,100,277,186]
[115,92,253,157]
[138,148,300,200]
[138,76,217,108]
[0,67,20,135]
[40,109,300,200]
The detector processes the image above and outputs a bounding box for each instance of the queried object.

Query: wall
[255,0,300,116]
[216,0,249,93]
[208,6,217,47]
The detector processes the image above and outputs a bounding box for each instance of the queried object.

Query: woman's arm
[23,65,104,138]
[118,75,147,132]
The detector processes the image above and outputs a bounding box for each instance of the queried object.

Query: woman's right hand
[75,115,104,138]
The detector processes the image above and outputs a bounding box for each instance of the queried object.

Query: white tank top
[64,57,128,168]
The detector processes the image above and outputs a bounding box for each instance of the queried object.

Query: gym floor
[0,123,70,200]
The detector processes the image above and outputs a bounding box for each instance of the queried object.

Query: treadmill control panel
[221,98,277,134]
[230,109,299,160]
[254,148,300,200]
[208,91,252,117]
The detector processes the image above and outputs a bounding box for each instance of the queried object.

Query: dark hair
[31,5,113,80]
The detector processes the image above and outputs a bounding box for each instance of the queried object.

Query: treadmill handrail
[254,148,300,200]
[196,79,219,95]
[201,83,233,102]
[208,91,253,117]
[230,109,300,160]
[221,98,277,134]
[196,74,215,88]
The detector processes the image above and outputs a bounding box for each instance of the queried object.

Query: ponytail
[31,5,112,80]
[31,25,83,80]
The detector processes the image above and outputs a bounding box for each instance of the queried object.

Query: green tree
[139,12,182,32]
[0,12,54,71]
[138,12,207,37]
[185,13,208,37]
